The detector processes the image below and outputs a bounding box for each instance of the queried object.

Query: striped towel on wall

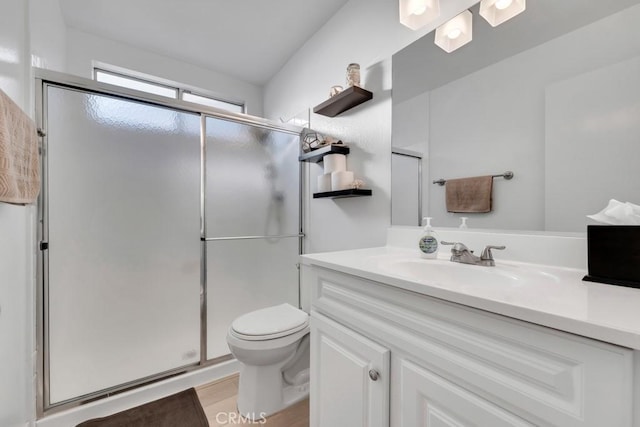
[0,89,40,204]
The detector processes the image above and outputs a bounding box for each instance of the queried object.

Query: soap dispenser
[418,217,439,259]
[459,217,468,229]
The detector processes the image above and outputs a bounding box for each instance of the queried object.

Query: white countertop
[301,246,640,350]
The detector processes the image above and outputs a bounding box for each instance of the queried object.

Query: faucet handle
[481,245,506,261]
[441,241,470,255]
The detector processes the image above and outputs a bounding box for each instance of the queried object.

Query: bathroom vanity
[301,228,640,427]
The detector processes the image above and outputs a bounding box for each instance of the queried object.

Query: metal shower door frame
[34,68,304,417]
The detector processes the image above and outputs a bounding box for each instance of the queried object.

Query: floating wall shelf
[313,189,373,199]
[300,143,372,200]
[299,144,350,163]
[313,86,373,117]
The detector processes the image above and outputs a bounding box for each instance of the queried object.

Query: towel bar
[433,171,514,186]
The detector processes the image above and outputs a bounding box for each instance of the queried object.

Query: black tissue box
[583,225,640,288]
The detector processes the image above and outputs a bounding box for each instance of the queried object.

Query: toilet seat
[230,303,309,341]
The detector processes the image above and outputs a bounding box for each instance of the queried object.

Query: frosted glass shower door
[45,86,202,404]
[204,116,300,359]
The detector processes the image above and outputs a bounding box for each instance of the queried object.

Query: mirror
[392,0,640,232]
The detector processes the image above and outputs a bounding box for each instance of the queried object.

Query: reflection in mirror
[392,0,640,232]
[391,148,423,226]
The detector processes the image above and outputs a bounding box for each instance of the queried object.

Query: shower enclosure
[35,70,302,413]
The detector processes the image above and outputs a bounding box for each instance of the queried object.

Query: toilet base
[283,371,310,406]
[236,364,309,420]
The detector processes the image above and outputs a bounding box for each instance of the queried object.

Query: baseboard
[36,360,240,427]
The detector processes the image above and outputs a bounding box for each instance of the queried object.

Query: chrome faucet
[441,241,505,267]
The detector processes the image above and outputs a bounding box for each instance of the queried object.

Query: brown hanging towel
[445,175,493,213]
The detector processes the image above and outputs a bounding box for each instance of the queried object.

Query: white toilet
[226,303,310,419]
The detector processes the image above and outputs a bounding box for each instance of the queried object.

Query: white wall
[0,2,29,106]
[66,29,264,117]
[264,0,476,254]
[29,0,67,72]
[1,0,67,424]
[0,2,35,426]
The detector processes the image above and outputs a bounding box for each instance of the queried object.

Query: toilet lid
[231,303,309,340]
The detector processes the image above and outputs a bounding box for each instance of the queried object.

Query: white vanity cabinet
[310,313,390,427]
[396,357,536,426]
[305,264,635,427]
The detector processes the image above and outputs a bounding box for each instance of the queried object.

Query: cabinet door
[398,358,535,427]
[310,312,390,427]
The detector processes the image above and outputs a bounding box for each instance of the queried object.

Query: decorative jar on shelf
[346,63,360,87]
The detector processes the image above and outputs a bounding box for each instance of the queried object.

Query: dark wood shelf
[313,189,372,199]
[298,144,350,163]
[313,86,373,117]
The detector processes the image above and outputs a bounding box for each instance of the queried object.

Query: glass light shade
[434,10,473,53]
[399,0,440,30]
[479,0,526,27]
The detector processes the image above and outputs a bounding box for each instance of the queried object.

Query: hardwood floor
[196,374,309,427]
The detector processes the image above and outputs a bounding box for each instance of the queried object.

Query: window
[94,68,245,114]
[95,70,178,98]
[182,92,243,114]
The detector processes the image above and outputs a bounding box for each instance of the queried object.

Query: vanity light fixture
[434,10,473,53]
[479,0,526,27]
[399,0,440,30]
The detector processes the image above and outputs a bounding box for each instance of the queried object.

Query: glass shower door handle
[202,233,304,241]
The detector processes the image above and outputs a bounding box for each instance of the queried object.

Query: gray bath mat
[76,388,209,427]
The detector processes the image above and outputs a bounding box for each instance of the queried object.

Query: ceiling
[59,0,350,86]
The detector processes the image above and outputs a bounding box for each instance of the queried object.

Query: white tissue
[317,173,331,193]
[587,199,640,225]
[323,154,347,174]
[331,171,354,191]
